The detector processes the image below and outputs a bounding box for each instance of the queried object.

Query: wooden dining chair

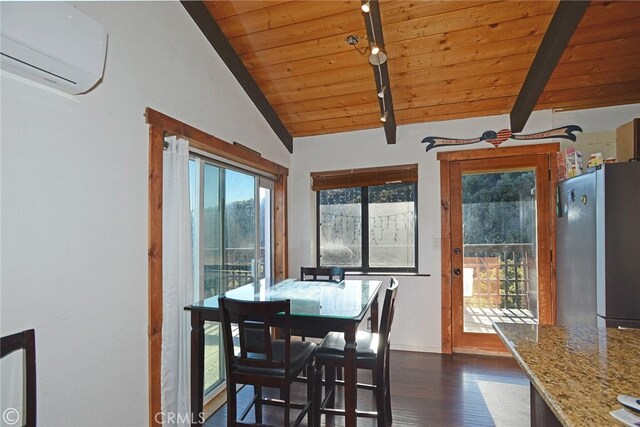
[1,329,36,427]
[219,297,318,427]
[300,266,345,282]
[313,278,398,427]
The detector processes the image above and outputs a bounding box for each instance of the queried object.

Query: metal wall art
[421,125,582,152]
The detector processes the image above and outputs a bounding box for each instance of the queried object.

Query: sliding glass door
[189,155,273,397]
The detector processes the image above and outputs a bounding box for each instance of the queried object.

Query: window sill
[345,271,430,277]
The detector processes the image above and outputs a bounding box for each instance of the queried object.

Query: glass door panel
[203,163,222,299]
[461,170,538,334]
[223,169,256,292]
[191,160,225,395]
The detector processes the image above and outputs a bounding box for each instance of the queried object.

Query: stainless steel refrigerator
[556,162,640,328]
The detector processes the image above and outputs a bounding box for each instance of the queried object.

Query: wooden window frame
[313,164,418,273]
[145,108,289,427]
[311,164,418,191]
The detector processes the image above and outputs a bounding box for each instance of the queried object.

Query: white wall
[0,2,289,426]
[289,104,639,353]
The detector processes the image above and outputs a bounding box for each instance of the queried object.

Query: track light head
[371,44,380,55]
[368,50,387,65]
[380,110,388,122]
[361,1,370,13]
[378,86,386,98]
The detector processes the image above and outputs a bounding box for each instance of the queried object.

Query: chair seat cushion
[234,340,317,378]
[315,330,379,361]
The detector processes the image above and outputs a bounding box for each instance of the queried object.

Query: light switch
[433,238,441,250]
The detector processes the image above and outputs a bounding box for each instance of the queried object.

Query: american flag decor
[421,125,582,153]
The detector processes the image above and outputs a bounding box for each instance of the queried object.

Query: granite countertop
[494,322,640,426]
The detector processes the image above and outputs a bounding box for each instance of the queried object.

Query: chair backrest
[219,298,292,380]
[377,278,399,363]
[1,329,36,427]
[300,266,345,282]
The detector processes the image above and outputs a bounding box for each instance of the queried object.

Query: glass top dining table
[187,278,383,320]
[185,277,384,427]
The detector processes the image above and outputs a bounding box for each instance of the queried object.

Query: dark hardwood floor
[205,351,529,426]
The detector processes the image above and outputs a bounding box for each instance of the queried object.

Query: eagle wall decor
[421,125,582,152]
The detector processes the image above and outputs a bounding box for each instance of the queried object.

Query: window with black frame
[314,165,418,273]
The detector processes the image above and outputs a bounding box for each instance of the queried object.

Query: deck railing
[203,264,253,298]
[463,243,535,310]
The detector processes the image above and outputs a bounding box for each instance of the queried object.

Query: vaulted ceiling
[188,0,640,148]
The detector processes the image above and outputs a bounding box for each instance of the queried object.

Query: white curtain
[161,136,193,426]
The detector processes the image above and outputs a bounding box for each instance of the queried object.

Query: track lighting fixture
[357,0,395,137]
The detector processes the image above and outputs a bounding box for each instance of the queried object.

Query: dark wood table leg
[343,323,357,427]
[191,311,205,426]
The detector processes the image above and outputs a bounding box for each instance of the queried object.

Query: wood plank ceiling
[202,0,640,139]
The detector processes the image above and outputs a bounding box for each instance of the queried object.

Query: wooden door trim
[146,109,289,426]
[439,144,558,354]
[437,143,559,161]
[440,157,453,354]
[549,149,558,325]
[148,125,163,425]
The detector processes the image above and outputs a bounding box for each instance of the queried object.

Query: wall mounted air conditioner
[0,2,108,95]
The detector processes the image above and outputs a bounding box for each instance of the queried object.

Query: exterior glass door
[450,154,553,352]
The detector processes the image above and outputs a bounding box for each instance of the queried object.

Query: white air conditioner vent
[0,2,108,94]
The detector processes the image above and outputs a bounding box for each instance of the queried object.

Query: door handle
[453,268,461,276]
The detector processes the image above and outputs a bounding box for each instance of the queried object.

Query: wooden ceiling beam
[181,1,293,153]
[362,0,396,144]
[510,0,590,132]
